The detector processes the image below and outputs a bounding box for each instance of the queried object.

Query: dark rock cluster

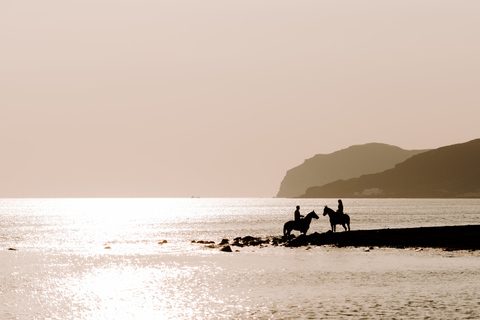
[191,235,294,252]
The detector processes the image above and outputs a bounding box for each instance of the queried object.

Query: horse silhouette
[323,206,350,232]
[283,210,319,236]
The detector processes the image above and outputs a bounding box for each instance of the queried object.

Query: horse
[283,210,319,237]
[323,206,350,232]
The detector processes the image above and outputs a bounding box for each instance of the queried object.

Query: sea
[1,198,479,320]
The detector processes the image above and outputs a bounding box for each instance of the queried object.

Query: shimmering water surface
[1,198,480,319]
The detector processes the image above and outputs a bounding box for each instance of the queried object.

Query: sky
[1,1,479,198]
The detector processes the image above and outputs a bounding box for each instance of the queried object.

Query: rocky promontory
[193,225,480,251]
[287,225,480,250]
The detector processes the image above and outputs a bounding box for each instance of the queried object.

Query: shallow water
[1,198,480,319]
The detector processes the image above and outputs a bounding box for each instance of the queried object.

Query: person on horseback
[337,199,344,215]
[294,205,304,221]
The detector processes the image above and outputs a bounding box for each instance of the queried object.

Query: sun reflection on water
[53,257,233,320]
[2,199,480,319]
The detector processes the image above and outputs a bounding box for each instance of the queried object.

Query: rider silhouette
[337,199,344,215]
[295,205,304,221]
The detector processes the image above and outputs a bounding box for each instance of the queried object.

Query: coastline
[203,225,480,251]
[289,224,480,250]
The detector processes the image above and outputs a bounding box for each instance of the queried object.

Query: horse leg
[345,216,351,231]
[342,224,347,231]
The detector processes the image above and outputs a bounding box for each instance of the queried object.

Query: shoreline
[289,224,480,250]
[199,225,480,251]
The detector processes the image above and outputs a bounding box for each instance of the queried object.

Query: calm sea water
[1,198,480,319]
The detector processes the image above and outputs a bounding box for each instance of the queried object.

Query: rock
[285,234,308,247]
[7,248,17,251]
[158,240,167,244]
[242,236,256,243]
[230,236,288,247]
[104,246,111,249]
[220,245,233,252]
[194,240,215,245]
[219,239,229,245]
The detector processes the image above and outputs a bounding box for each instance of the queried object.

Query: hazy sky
[1,1,479,198]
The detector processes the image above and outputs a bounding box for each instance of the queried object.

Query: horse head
[306,210,319,219]
[323,206,328,216]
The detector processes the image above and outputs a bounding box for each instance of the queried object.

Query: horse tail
[283,223,287,237]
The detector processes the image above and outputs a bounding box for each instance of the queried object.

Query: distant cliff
[276,143,428,198]
[300,139,480,198]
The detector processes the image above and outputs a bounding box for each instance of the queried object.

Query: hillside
[300,139,480,198]
[276,143,428,198]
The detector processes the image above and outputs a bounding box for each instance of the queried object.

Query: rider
[337,199,344,215]
[294,205,304,221]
